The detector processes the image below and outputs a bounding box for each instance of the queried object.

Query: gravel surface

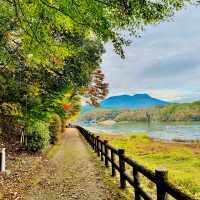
[24,128,125,200]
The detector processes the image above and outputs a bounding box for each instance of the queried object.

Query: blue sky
[101,5,200,102]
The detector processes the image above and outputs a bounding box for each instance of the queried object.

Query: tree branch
[40,0,92,27]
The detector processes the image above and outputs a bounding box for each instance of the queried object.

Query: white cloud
[101,5,200,102]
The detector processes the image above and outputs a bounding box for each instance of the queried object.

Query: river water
[79,121,200,140]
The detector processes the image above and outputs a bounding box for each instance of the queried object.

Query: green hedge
[26,121,50,152]
[49,114,62,144]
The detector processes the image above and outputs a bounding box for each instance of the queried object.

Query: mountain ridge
[82,93,169,111]
[101,93,168,109]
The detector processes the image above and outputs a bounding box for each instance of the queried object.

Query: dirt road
[24,128,124,200]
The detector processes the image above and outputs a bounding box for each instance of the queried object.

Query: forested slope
[80,101,200,122]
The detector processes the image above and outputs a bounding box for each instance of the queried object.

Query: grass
[99,133,200,199]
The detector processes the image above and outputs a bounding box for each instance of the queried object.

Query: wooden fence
[76,125,194,200]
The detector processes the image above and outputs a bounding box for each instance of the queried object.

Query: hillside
[80,101,200,122]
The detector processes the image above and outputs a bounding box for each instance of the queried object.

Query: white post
[0,148,6,172]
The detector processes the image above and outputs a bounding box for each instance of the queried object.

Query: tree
[0,0,194,62]
[0,27,105,136]
[86,68,109,106]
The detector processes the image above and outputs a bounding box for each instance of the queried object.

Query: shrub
[129,133,150,140]
[61,118,67,133]
[0,102,23,137]
[26,121,50,152]
[49,114,62,144]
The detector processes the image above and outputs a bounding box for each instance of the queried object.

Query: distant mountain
[82,94,169,111]
[101,93,168,109]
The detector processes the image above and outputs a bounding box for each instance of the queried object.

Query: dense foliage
[0,0,198,150]
[25,121,50,152]
[49,113,62,144]
[80,101,200,122]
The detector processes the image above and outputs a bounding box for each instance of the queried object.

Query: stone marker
[0,148,6,172]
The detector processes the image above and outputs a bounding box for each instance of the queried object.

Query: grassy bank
[100,133,200,199]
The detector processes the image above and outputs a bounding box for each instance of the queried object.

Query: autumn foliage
[86,68,109,106]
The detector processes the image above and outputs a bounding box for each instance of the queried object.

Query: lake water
[79,121,200,140]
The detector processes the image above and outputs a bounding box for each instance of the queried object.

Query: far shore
[97,132,200,144]
[98,120,116,125]
[88,120,200,124]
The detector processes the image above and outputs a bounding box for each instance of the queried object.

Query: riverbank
[99,133,200,199]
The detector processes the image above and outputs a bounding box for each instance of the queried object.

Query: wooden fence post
[133,168,141,200]
[92,134,95,150]
[0,148,6,172]
[104,140,109,167]
[100,141,104,161]
[96,136,100,157]
[94,137,97,152]
[111,149,116,176]
[118,149,126,189]
[85,130,88,142]
[89,134,92,146]
[156,169,168,200]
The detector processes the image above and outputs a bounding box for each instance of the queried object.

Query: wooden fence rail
[76,125,194,200]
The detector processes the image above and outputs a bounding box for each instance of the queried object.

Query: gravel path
[24,128,124,200]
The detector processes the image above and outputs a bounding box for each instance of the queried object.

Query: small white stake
[0,148,6,172]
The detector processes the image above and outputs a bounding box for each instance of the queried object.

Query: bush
[26,121,50,152]
[49,114,62,144]
[0,102,23,137]
[61,118,67,133]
